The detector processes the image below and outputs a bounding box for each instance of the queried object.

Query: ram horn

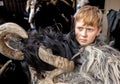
[38,46,74,72]
[0,22,28,60]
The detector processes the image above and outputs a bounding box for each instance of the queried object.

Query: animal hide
[52,37,120,84]
[22,26,78,84]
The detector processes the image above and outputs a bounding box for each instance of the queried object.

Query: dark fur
[21,26,80,83]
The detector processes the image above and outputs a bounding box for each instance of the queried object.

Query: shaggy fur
[1,22,120,84]
[52,37,120,84]
[22,26,78,84]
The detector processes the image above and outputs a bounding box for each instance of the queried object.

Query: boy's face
[75,20,101,46]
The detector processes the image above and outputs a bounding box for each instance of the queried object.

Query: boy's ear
[99,28,102,32]
[97,28,102,36]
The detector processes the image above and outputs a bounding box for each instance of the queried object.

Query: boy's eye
[78,27,83,31]
[86,28,94,32]
[77,27,94,32]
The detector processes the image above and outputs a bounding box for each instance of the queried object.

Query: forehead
[75,19,98,28]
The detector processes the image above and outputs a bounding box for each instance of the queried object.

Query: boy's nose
[80,29,87,37]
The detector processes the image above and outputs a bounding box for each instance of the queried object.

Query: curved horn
[0,22,28,38]
[0,22,28,60]
[0,60,12,76]
[38,46,74,72]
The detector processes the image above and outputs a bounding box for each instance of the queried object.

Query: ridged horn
[38,46,74,72]
[0,22,28,60]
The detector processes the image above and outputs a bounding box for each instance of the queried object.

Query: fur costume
[50,36,120,84]
[26,27,120,84]
[21,26,80,84]
[1,22,120,84]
